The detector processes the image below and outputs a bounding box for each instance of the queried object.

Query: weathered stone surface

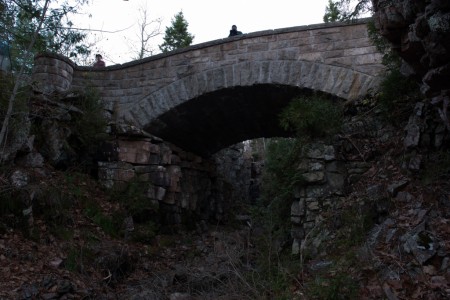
[291,199,306,217]
[301,172,325,183]
[32,54,74,95]
[305,143,335,160]
[33,20,384,156]
[9,170,29,188]
[95,136,242,225]
[117,140,156,164]
[373,0,450,97]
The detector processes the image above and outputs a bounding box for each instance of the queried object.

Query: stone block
[326,172,346,193]
[155,187,166,201]
[148,153,161,165]
[160,145,172,165]
[118,140,159,164]
[167,165,182,192]
[116,168,136,182]
[163,192,178,205]
[306,186,325,198]
[180,194,190,209]
[98,161,135,182]
[301,172,325,183]
[145,185,155,199]
[291,199,306,217]
[292,239,300,255]
[152,166,170,187]
[291,226,305,240]
[307,201,320,211]
[291,216,302,224]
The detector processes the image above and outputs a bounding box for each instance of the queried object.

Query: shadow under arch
[145,84,342,157]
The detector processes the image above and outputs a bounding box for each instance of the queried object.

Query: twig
[300,220,321,278]
[102,269,112,284]
[338,134,366,162]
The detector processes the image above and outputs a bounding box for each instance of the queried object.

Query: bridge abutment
[32,53,75,95]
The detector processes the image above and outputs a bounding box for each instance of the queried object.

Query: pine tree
[159,11,194,53]
[323,0,342,22]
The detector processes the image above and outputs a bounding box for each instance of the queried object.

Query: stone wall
[32,53,75,95]
[96,124,252,228]
[31,19,384,125]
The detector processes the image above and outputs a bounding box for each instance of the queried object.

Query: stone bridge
[33,18,385,156]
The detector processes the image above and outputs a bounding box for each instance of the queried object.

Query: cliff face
[372,0,450,129]
[372,0,450,95]
[284,3,450,297]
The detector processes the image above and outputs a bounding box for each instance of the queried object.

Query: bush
[279,93,343,140]
[378,69,420,123]
[69,86,108,169]
[244,93,344,299]
[367,19,421,123]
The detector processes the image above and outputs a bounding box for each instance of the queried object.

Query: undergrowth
[241,92,345,298]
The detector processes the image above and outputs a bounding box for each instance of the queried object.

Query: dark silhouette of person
[93,54,105,68]
[228,25,243,37]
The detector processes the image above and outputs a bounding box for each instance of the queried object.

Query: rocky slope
[1,1,449,298]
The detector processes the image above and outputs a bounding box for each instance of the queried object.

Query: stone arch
[124,60,381,130]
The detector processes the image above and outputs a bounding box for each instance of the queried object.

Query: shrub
[279,93,343,140]
[367,20,421,123]
[377,69,420,123]
[68,86,108,169]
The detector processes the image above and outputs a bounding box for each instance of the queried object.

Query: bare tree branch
[127,3,162,60]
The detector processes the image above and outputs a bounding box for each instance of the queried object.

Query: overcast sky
[75,0,333,65]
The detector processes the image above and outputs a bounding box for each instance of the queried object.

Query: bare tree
[127,3,162,60]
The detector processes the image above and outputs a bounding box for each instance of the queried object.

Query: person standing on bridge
[93,54,106,68]
[228,25,243,37]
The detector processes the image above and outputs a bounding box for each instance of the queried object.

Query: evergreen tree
[323,0,342,22]
[159,11,194,53]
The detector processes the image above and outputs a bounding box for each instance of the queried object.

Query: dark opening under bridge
[33,18,385,156]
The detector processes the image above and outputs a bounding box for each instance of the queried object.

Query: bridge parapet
[32,52,75,95]
[33,18,384,111]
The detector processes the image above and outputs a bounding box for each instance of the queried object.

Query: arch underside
[125,60,381,157]
[145,84,336,156]
[126,60,379,126]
